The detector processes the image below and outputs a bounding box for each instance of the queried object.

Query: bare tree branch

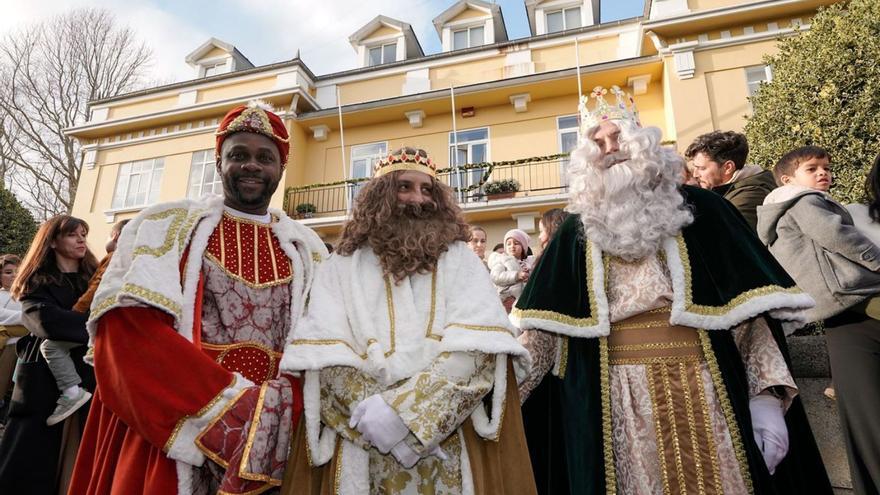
[0,8,152,219]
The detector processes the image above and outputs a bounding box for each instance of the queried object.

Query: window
[350,142,387,201]
[203,61,227,77]
[187,150,222,199]
[111,158,164,209]
[745,65,773,97]
[546,6,582,33]
[557,115,579,185]
[452,26,485,50]
[449,127,489,197]
[368,43,397,66]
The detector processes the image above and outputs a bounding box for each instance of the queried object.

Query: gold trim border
[676,236,803,316]
[164,374,238,453]
[698,329,754,494]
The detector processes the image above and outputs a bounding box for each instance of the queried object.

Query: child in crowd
[489,229,534,313]
[756,146,880,495]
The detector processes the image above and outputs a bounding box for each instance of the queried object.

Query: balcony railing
[285,154,571,219]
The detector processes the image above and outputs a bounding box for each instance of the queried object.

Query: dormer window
[368,43,397,66]
[185,38,254,79]
[453,25,485,50]
[546,6,581,32]
[526,1,599,36]
[349,16,424,69]
[434,1,507,53]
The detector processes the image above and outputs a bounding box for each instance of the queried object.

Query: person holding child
[757,146,880,495]
[0,215,98,493]
[489,228,534,313]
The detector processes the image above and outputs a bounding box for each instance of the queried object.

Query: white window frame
[452,25,485,50]
[111,157,164,210]
[745,64,773,97]
[367,42,397,66]
[557,115,579,186]
[449,127,490,200]
[187,149,222,199]
[546,6,582,33]
[349,141,388,202]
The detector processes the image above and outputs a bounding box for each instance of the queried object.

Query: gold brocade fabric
[609,309,722,495]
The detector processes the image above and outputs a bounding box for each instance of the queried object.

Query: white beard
[568,156,692,261]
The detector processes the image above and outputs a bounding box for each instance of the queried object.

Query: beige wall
[450,8,488,23]
[532,36,620,73]
[339,73,408,105]
[204,47,229,59]
[196,77,277,104]
[366,25,401,39]
[665,38,779,150]
[688,0,753,12]
[108,95,179,120]
[430,56,505,89]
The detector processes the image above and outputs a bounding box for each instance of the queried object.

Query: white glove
[749,394,789,474]
[391,441,449,468]
[350,394,410,453]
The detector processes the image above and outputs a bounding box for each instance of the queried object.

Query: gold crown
[578,85,641,136]
[373,149,437,178]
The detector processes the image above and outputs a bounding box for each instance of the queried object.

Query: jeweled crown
[373,149,437,178]
[578,85,641,136]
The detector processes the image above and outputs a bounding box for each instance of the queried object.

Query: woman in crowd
[847,152,880,246]
[0,215,98,494]
[0,254,25,417]
[489,228,534,313]
[468,225,488,265]
[537,208,569,251]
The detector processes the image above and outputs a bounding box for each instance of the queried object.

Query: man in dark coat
[686,130,776,231]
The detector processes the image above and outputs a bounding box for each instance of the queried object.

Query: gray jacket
[757,185,880,322]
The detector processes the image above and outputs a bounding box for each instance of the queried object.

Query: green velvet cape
[516,186,832,494]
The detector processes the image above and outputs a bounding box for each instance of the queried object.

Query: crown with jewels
[578,85,641,136]
[373,148,438,178]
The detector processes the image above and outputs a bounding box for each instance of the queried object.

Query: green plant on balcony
[294,202,317,218]
[483,178,520,199]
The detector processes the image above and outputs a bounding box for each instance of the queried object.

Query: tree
[745,0,880,203]
[0,185,37,257]
[0,8,152,219]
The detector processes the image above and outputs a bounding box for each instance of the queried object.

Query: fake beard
[370,201,455,281]
[575,157,688,261]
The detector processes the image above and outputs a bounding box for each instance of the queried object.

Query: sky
[0,0,645,84]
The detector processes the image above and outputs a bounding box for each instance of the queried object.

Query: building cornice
[66,88,317,138]
[643,0,834,35]
[298,55,661,120]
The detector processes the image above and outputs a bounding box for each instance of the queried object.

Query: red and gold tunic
[70,211,307,495]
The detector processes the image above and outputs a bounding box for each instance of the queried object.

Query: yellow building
[66,0,839,252]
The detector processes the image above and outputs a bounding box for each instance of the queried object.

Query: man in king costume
[69,102,327,495]
[513,87,832,494]
[280,147,536,495]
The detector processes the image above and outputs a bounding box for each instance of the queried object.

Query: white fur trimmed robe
[281,241,529,494]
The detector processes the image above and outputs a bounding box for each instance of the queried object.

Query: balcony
[285,154,571,219]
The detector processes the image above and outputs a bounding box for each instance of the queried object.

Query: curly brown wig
[336,168,470,282]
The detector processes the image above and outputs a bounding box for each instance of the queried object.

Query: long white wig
[566,120,693,261]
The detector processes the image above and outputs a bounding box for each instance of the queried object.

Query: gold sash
[609,308,723,495]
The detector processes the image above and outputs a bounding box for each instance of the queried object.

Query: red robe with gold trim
[69,199,325,495]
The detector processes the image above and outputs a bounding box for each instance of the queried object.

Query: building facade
[66,0,838,252]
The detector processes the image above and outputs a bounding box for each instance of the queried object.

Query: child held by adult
[489,228,534,313]
[757,146,880,495]
[0,215,98,493]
